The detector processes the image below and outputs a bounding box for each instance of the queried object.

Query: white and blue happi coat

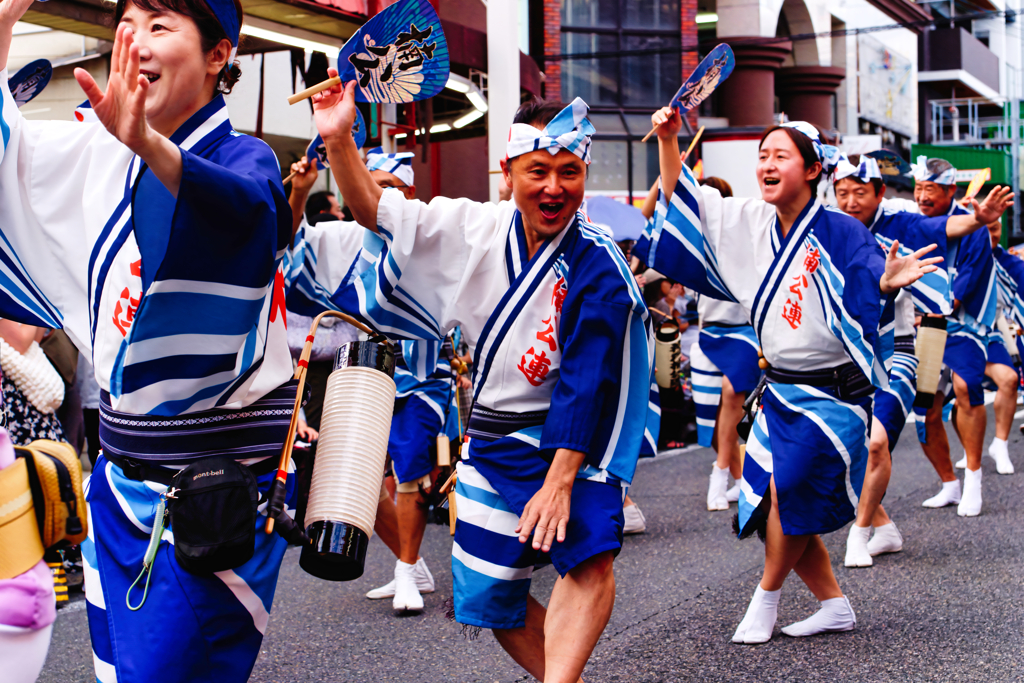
[861,205,953,447]
[689,297,761,447]
[635,171,892,536]
[945,207,999,405]
[0,73,297,683]
[294,191,652,628]
[993,245,1024,362]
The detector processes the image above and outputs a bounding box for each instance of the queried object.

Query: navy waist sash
[466,406,548,443]
[99,380,298,464]
[894,335,915,354]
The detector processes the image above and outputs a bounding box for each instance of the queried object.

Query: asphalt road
[39,403,1024,682]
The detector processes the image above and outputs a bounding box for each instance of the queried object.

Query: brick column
[680,0,698,129]
[543,0,561,101]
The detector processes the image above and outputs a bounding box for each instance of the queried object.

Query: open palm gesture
[74,24,152,154]
[880,241,943,294]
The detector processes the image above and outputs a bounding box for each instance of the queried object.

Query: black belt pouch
[167,457,259,574]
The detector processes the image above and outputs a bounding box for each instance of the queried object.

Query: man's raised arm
[311,69,384,231]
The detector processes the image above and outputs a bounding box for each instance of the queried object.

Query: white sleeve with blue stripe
[0,68,117,348]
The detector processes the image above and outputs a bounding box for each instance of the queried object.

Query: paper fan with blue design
[670,44,734,112]
[866,149,912,176]
[9,59,52,108]
[338,0,450,103]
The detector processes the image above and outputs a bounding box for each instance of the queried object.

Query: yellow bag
[0,457,45,580]
[15,440,87,548]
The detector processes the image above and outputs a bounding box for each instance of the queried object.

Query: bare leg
[374,485,402,558]
[716,376,746,480]
[624,493,634,507]
[952,373,985,471]
[871,504,893,527]
[396,489,428,565]
[791,535,843,601]
[493,596,551,682]
[920,392,956,482]
[493,552,614,683]
[854,420,891,527]
[543,551,615,683]
[987,362,1017,441]
[760,476,808,591]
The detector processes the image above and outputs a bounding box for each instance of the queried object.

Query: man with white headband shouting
[309,72,651,683]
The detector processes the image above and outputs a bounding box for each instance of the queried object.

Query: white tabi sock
[844,524,873,568]
[707,464,730,511]
[922,479,961,508]
[781,596,856,637]
[866,521,903,556]
[988,438,1014,475]
[732,585,780,644]
[958,467,983,517]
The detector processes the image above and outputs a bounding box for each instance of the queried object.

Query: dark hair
[842,154,885,196]
[114,0,242,93]
[513,98,567,128]
[699,176,733,198]
[306,191,334,217]
[759,125,822,195]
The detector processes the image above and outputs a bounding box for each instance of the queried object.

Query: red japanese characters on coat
[112,260,143,337]
[781,246,819,330]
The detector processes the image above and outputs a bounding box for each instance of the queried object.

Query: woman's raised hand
[74,24,153,155]
[880,241,944,294]
[0,0,38,70]
[312,68,358,144]
[652,106,682,140]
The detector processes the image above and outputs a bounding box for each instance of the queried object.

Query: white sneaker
[922,480,961,508]
[866,522,903,556]
[393,561,424,613]
[988,439,1014,475]
[623,503,647,534]
[954,456,967,470]
[781,596,856,637]
[725,483,741,503]
[707,465,729,511]
[844,525,873,567]
[958,468,982,517]
[366,557,435,599]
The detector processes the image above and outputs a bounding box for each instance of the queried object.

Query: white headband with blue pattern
[506,97,596,165]
[781,121,842,178]
[366,147,415,186]
[834,154,882,183]
[911,155,957,185]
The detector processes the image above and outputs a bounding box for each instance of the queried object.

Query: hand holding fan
[640,44,735,143]
[288,0,449,105]
[283,109,366,184]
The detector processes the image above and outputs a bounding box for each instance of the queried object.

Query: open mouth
[763,178,780,186]
[539,202,564,220]
[140,70,160,84]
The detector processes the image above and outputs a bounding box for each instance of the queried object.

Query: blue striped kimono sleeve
[327,190,505,341]
[0,69,67,330]
[994,247,1024,327]
[952,228,997,326]
[633,167,737,302]
[541,247,651,483]
[282,219,367,316]
[873,212,951,315]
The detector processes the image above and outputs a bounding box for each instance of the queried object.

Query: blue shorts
[388,395,442,484]
[986,335,1015,370]
[451,439,624,630]
[944,321,988,406]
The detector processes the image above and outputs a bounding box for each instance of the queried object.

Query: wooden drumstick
[287,76,342,105]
